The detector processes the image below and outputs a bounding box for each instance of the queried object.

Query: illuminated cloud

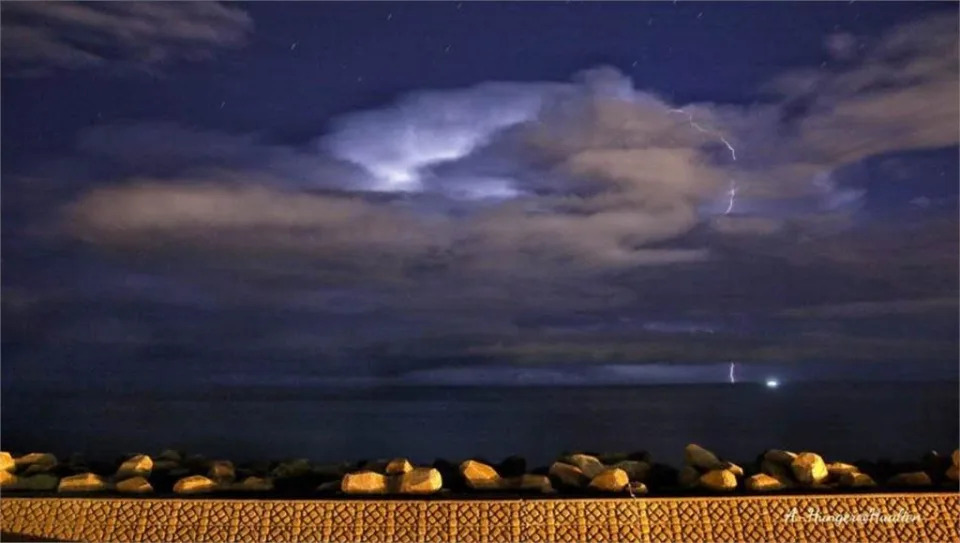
[58,14,959,289]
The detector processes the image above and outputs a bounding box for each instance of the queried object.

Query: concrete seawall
[2,493,958,542]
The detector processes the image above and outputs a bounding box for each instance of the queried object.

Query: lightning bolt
[728,362,736,384]
[669,108,739,214]
[668,109,736,161]
[723,180,737,215]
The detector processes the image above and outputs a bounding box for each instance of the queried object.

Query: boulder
[58,473,106,492]
[157,449,182,463]
[699,469,737,491]
[341,471,387,494]
[385,458,414,475]
[684,444,723,471]
[116,476,153,493]
[24,463,58,475]
[272,458,312,479]
[15,474,59,491]
[15,452,57,470]
[763,449,797,465]
[500,474,552,492]
[721,461,744,477]
[791,453,828,485]
[398,467,443,494]
[548,462,587,488]
[597,452,630,465]
[953,449,959,467]
[760,459,793,480]
[678,466,701,488]
[613,460,650,482]
[567,454,606,479]
[839,472,876,488]
[826,462,858,479]
[746,473,786,492]
[208,460,236,482]
[946,464,959,483]
[588,468,629,492]
[459,460,501,490]
[887,471,932,487]
[236,476,274,491]
[0,470,17,488]
[0,452,15,473]
[116,454,153,479]
[174,475,217,494]
[627,481,648,496]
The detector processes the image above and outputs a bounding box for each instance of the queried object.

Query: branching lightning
[669,108,739,214]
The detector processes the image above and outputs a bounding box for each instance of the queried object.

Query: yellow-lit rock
[888,471,932,487]
[116,454,153,478]
[58,473,107,492]
[568,454,606,479]
[945,464,958,482]
[398,467,442,494]
[502,474,553,492]
[0,452,14,473]
[116,476,153,493]
[627,481,648,495]
[385,458,414,475]
[0,470,17,488]
[549,462,586,487]
[839,472,876,487]
[588,468,629,492]
[236,476,273,491]
[721,461,744,477]
[460,460,501,489]
[15,452,57,468]
[174,475,217,494]
[341,471,387,494]
[746,473,786,492]
[208,460,235,482]
[791,452,828,485]
[699,469,738,491]
[684,444,724,470]
[826,462,858,478]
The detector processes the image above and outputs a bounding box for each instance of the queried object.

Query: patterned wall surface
[2,493,958,543]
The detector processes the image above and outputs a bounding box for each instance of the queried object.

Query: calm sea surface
[2,383,956,465]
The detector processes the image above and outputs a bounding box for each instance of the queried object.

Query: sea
[2,382,957,466]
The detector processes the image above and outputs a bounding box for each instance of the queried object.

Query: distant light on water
[765,378,780,389]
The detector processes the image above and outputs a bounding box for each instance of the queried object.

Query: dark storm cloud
[0,2,252,76]
[4,12,957,379]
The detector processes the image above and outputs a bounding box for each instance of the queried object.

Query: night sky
[2,2,958,392]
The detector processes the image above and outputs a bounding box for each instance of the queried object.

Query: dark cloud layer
[1,2,252,76]
[2,6,957,386]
